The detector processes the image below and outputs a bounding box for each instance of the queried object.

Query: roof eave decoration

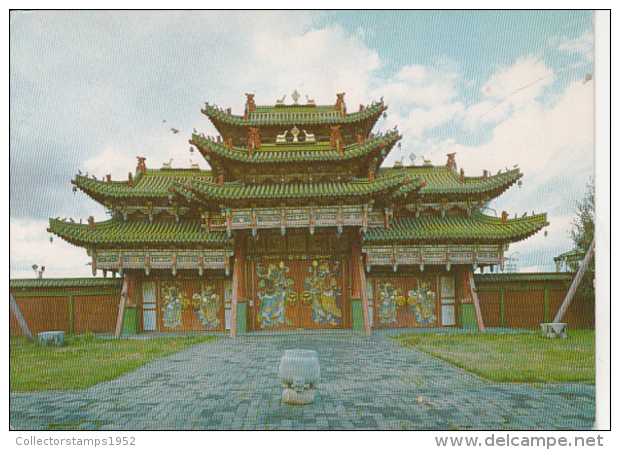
[71,170,213,207]
[47,217,232,249]
[201,99,386,128]
[378,166,523,201]
[190,130,400,166]
[166,172,421,208]
[363,212,549,245]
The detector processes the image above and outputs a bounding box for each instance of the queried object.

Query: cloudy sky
[9,10,597,279]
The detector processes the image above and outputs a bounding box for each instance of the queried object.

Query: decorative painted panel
[376,279,405,325]
[371,273,439,328]
[192,283,222,328]
[94,249,233,274]
[255,262,296,328]
[362,244,504,271]
[303,260,343,326]
[440,275,456,326]
[406,277,438,325]
[245,230,351,259]
[210,204,388,235]
[157,279,226,331]
[161,281,188,328]
[248,257,350,331]
[440,276,455,299]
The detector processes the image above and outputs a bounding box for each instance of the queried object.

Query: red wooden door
[372,273,439,328]
[248,259,350,331]
[156,278,226,332]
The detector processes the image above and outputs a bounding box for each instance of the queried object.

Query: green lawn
[395,330,595,383]
[10,334,214,391]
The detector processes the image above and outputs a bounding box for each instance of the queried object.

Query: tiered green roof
[364,211,548,244]
[49,209,547,249]
[72,169,211,206]
[48,93,548,259]
[554,248,585,263]
[48,217,231,248]
[171,172,422,208]
[203,100,385,127]
[67,164,524,211]
[191,130,399,165]
[383,165,522,201]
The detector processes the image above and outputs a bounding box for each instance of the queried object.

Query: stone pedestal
[38,331,65,346]
[282,388,316,405]
[540,323,568,338]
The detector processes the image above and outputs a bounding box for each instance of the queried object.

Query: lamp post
[32,264,45,279]
[503,252,519,273]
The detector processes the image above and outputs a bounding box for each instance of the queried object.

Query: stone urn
[278,349,320,405]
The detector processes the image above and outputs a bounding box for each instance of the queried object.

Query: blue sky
[9,10,596,278]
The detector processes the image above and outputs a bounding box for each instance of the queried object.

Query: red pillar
[230,235,246,338]
[352,238,371,335]
[115,273,133,338]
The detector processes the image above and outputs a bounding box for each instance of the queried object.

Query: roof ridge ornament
[290,125,300,143]
[446,153,457,171]
[335,92,346,115]
[291,89,300,105]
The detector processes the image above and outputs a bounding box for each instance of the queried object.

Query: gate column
[352,237,371,335]
[230,234,246,338]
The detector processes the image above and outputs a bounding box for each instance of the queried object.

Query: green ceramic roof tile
[191,130,400,164]
[474,273,573,283]
[202,100,386,127]
[72,169,213,204]
[553,248,586,262]
[10,278,124,290]
[48,216,231,248]
[381,165,522,198]
[171,172,421,205]
[364,211,548,244]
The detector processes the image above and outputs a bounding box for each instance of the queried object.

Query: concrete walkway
[9,332,595,430]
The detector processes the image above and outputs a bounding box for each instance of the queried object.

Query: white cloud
[10,219,92,278]
[83,145,138,180]
[556,31,594,60]
[482,56,554,102]
[379,64,461,108]
[464,56,555,131]
[453,78,593,182]
[374,63,465,154]
[249,25,380,107]
[438,76,593,273]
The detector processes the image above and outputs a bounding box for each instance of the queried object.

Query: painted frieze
[302,260,343,326]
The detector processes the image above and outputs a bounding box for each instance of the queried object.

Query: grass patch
[395,330,595,383]
[10,334,214,391]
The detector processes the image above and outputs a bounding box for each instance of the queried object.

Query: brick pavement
[9,331,595,430]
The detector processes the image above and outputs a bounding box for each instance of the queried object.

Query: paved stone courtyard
[10,331,595,430]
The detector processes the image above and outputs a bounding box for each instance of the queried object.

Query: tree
[569,178,595,300]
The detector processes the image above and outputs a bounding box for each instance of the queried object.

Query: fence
[472,273,595,329]
[10,278,123,336]
[10,272,595,335]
